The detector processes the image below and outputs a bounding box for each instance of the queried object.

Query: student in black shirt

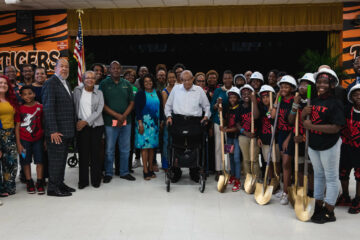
[302,68,345,224]
[257,85,280,182]
[337,84,360,214]
[271,75,297,205]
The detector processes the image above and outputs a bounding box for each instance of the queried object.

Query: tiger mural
[0,9,68,73]
[342,2,360,88]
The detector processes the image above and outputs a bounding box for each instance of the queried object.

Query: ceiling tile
[164,0,189,7]
[138,0,165,7]
[189,0,212,6]
[88,1,117,8]
[213,0,236,5]
[263,0,289,4]
[236,0,264,5]
[113,0,141,8]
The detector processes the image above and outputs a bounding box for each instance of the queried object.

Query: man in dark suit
[42,58,76,197]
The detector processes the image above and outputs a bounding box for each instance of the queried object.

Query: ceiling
[0,0,346,10]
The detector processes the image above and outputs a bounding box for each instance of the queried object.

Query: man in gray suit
[42,58,76,197]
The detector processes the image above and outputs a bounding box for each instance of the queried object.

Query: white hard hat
[239,84,254,98]
[348,84,360,103]
[227,86,240,98]
[233,74,246,85]
[278,75,297,90]
[298,73,315,85]
[313,68,339,87]
[250,71,264,82]
[259,85,276,96]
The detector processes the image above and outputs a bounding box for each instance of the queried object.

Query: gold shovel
[217,103,230,193]
[288,107,304,207]
[244,101,256,194]
[294,85,315,221]
[255,95,281,205]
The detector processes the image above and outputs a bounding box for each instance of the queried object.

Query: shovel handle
[219,103,226,174]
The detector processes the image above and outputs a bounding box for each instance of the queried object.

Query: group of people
[0,56,359,225]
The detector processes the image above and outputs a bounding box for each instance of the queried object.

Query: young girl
[302,68,345,223]
[337,84,360,214]
[162,70,176,170]
[271,75,297,205]
[237,84,261,181]
[234,74,246,89]
[288,73,316,196]
[257,85,280,185]
[32,67,47,103]
[220,87,241,191]
[15,85,45,194]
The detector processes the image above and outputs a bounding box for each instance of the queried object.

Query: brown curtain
[327,31,342,64]
[67,3,342,36]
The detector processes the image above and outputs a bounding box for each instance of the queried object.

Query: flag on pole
[73,10,85,86]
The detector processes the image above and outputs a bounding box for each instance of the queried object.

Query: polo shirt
[99,76,134,126]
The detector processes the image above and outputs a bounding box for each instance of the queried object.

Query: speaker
[16,10,33,34]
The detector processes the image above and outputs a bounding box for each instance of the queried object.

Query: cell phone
[112,120,127,127]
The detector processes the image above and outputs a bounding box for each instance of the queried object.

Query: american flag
[73,15,85,86]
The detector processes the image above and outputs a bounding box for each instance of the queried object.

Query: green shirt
[99,76,134,126]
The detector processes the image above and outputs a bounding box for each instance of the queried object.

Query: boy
[15,85,45,194]
[337,84,360,214]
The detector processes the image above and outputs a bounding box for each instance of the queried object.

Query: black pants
[46,137,72,191]
[78,126,104,186]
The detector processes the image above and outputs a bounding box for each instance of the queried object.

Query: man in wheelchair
[164,70,211,183]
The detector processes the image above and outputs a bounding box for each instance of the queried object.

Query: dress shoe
[103,176,112,183]
[47,188,72,197]
[60,183,76,193]
[120,174,136,181]
[78,183,89,190]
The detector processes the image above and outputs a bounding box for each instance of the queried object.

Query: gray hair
[82,70,96,81]
[55,58,69,68]
[180,70,193,80]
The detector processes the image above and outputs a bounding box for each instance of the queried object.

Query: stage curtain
[327,31,342,65]
[67,3,342,36]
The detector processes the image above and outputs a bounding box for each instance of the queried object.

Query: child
[302,68,345,223]
[249,72,264,94]
[15,85,45,194]
[288,73,316,196]
[271,75,297,205]
[233,74,246,89]
[236,84,261,181]
[257,85,280,185]
[337,84,360,214]
[220,87,241,191]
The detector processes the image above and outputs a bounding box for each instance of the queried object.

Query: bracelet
[240,128,245,134]
[290,110,297,115]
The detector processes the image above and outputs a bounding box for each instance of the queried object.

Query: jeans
[20,139,44,165]
[308,138,342,206]
[162,126,169,169]
[105,125,131,177]
[227,137,241,179]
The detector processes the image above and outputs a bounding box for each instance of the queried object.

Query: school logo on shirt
[310,105,329,135]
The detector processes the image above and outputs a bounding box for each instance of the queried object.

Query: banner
[0,10,68,73]
[342,2,360,88]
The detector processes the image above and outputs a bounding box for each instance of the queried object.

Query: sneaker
[36,180,45,195]
[280,192,289,205]
[132,158,141,168]
[228,176,235,184]
[348,197,360,214]
[336,193,352,206]
[26,179,36,194]
[275,190,283,198]
[232,180,241,192]
[311,204,326,224]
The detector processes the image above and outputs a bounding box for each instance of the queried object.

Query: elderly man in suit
[42,58,76,197]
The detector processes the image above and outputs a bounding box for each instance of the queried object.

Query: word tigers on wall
[0,10,68,73]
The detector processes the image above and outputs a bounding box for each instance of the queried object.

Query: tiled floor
[0,157,358,240]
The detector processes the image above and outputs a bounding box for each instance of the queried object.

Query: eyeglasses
[197,80,205,83]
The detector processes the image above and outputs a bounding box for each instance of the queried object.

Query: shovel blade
[254,182,273,205]
[244,173,256,194]
[294,194,315,222]
[217,175,227,193]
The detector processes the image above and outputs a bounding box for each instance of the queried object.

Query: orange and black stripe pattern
[342,2,360,88]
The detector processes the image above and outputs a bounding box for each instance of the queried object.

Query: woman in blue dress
[135,74,164,180]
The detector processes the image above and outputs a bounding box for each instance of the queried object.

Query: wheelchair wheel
[67,155,78,168]
[199,174,205,193]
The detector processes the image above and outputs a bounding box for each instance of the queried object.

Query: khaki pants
[238,135,261,177]
[261,144,280,163]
